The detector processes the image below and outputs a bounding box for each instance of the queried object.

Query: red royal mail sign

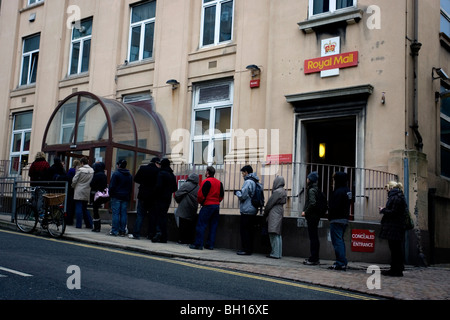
[351,229,375,253]
[304,51,358,74]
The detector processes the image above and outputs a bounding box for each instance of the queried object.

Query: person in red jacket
[189,166,224,250]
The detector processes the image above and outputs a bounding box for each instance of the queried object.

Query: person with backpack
[301,171,322,265]
[235,165,262,256]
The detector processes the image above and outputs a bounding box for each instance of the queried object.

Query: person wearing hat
[301,171,321,265]
[109,159,133,236]
[129,157,161,239]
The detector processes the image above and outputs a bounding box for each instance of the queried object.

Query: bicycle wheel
[15,203,38,233]
[46,205,66,238]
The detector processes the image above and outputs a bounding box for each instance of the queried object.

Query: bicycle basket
[43,194,65,206]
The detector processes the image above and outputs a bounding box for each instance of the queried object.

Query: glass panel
[132,1,156,23]
[130,26,141,62]
[219,1,233,42]
[193,141,209,165]
[12,134,22,153]
[127,105,162,152]
[24,132,31,151]
[143,23,154,59]
[21,55,30,86]
[441,118,450,145]
[336,0,353,9]
[313,0,329,14]
[24,35,40,53]
[442,0,450,14]
[198,84,230,104]
[195,110,210,135]
[14,112,33,130]
[70,42,80,75]
[202,5,216,46]
[77,96,109,143]
[45,96,78,146]
[442,97,450,118]
[10,156,21,175]
[441,146,450,178]
[81,39,91,72]
[30,53,38,84]
[103,100,135,146]
[212,139,228,164]
[72,19,93,40]
[214,107,231,134]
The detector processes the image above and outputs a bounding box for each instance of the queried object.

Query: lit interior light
[319,143,326,159]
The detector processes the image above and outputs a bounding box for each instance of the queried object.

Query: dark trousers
[147,201,159,239]
[193,205,220,248]
[154,203,170,242]
[306,216,320,262]
[388,239,404,272]
[240,214,257,253]
[178,217,197,244]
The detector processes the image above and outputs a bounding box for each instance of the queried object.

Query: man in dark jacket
[328,171,352,270]
[109,159,132,236]
[152,158,177,243]
[129,157,160,240]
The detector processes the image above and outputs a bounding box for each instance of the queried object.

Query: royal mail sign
[304,51,359,74]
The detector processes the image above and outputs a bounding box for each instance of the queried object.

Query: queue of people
[27,152,410,276]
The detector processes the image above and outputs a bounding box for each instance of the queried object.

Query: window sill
[298,8,364,34]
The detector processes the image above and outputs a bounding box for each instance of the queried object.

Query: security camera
[436,68,449,81]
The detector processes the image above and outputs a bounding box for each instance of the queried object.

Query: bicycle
[15,186,66,238]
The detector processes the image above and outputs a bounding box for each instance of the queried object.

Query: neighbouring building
[0,0,449,263]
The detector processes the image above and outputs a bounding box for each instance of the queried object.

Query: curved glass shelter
[42,92,166,199]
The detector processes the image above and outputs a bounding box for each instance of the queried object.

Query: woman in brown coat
[264,176,287,259]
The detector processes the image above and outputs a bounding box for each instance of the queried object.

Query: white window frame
[200,0,234,48]
[191,80,233,165]
[19,34,40,86]
[68,18,93,76]
[128,1,156,62]
[308,0,357,18]
[9,112,32,175]
[28,0,44,6]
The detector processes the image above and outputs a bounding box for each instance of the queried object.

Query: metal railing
[169,162,398,222]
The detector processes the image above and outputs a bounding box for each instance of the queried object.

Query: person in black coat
[152,158,177,243]
[379,181,407,277]
[90,162,108,232]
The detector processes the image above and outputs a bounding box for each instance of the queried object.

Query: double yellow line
[1,229,378,300]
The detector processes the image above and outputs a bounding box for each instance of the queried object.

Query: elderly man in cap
[129,157,161,240]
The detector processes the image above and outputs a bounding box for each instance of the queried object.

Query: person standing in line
[129,157,160,240]
[328,171,352,271]
[301,171,321,265]
[152,158,177,243]
[66,159,80,225]
[109,159,133,236]
[71,157,94,229]
[90,162,108,232]
[235,165,260,256]
[263,176,287,259]
[28,151,50,186]
[174,173,200,244]
[190,166,224,250]
[379,181,407,277]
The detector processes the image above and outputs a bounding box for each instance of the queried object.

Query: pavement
[1,215,449,300]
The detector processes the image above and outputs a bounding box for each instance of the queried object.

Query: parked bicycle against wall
[15,187,66,238]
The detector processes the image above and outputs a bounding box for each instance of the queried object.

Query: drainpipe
[410,0,423,151]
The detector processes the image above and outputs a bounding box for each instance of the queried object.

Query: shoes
[266,255,281,259]
[204,246,214,250]
[128,234,140,240]
[108,231,117,236]
[328,264,347,271]
[303,259,320,265]
[381,269,403,277]
[189,244,203,250]
[236,251,252,256]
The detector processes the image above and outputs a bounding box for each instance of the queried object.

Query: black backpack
[250,178,265,212]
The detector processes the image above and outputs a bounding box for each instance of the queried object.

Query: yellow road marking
[0,229,378,300]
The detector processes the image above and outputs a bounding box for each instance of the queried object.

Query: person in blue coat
[109,159,132,236]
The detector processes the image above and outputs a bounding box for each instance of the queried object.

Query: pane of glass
[70,42,80,75]
[195,110,211,135]
[128,105,162,153]
[336,0,354,9]
[132,1,156,23]
[441,146,450,178]
[130,26,141,62]
[442,0,450,14]
[313,0,329,14]
[442,96,450,118]
[193,141,209,165]
[441,15,450,37]
[214,107,231,134]
[21,55,30,85]
[77,97,109,143]
[24,132,31,151]
[219,1,233,42]
[72,18,93,40]
[212,139,229,165]
[102,99,135,146]
[441,118,450,145]
[203,0,215,3]
[81,39,91,72]
[202,5,216,46]
[24,34,40,53]
[30,53,38,83]
[198,84,230,104]
[12,134,22,153]
[14,112,33,130]
[143,23,154,59]
[45,96,77,146]
[10,156,20,175]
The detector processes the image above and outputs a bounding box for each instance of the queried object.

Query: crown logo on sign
[324,41,337,53]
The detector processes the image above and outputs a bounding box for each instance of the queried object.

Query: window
[9,112,32,175]
[441,0,450,38]
[201,0,234,47]
[20,34,40,86]
[441,89,450,178]
[191,80,233,165]
[69,18,93,75]
[309,0,356,17]
[28,0,43,6]
[128,1,156,62]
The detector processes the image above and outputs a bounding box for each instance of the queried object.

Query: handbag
[94,188,110,202]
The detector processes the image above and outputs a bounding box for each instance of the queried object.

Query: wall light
[246,64,261,77]
[166,79,180,90]
[319,143,326,159]
[432,67,449,81]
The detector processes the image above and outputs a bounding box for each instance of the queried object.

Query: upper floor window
[20,34,40,86]
[69,18,93,75]
[309,0,356,17]
[28,0,43,6]
[441,0,450,38]
[441,88,450,178]
[201,0,234,47]
[128,1,156,62]
[9,111,32,175]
